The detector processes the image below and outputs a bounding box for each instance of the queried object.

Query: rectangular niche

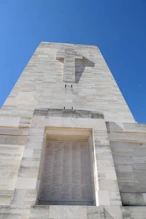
[37,127,96,206]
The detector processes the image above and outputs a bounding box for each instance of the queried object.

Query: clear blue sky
[0,0,146,123]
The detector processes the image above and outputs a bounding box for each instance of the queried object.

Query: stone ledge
[121,193,146,206]
[2,205,146,219]
[106,122,146,133]
[33,108,104,119]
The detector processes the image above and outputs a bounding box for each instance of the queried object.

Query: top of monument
[40,41,99,49]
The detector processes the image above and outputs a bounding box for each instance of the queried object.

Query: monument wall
[0,42,146,219]
[1,42,134,122]
[107,122,146,206]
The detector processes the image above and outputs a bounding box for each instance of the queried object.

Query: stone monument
[0,42,146,218]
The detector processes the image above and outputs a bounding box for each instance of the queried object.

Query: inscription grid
[39,140,93,205]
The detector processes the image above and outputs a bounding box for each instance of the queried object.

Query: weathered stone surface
[0,116,20,127]
[39,140,93,205]
[0,206,30,219]
[121,193,146,206]
[29,205,50,219]
[0,42,145,219]
[107,121,146,207]
[122,207,146,219]
[56,48,83,83]
[0,42,134,122]
[33,108,104,119]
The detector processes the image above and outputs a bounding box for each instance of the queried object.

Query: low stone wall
[107,122,146,206]
[0,205,146,219]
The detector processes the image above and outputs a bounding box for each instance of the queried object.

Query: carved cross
[56,48,83,83]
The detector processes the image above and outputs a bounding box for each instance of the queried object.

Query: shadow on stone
[58,56,95,83]
[75,57,95,83]
[33,108,104,119]
[106,122,124,132]
[104,210,114,219]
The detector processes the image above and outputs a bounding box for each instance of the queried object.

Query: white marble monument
[0,42,146,219]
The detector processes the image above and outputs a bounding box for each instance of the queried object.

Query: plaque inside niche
[38,127,95,206]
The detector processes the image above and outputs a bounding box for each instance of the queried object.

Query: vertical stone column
[93,124,122,206]
[93,120,123,218]
[11,115,45,207]
[93,120,123,219]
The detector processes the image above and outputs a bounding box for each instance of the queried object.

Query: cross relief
[56,48,83,83]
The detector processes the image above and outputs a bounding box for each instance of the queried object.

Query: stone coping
[33,108,104,119]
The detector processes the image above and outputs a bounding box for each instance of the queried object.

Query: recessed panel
[39,138,94,205]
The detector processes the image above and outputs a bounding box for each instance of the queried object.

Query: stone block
[129,206,146,219]
[0,135,26,145]
[0,127,28,135]
[49,206,87,219]
[15,92,38,105]
[23,149,33,158]
[0,116,20,127]
[104,206,122,219]
[29,205,50,219]
[86,206,104,219]
[0,190,12,205]
[98,191,110,205]
[16,178,37,189]
[0,178,16,190]
[121,193,146,206]
[0,206,29,219]
[106,122,124,132]
[18,166,38,178]
[11,189,37,207]
[105,170,117,180]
